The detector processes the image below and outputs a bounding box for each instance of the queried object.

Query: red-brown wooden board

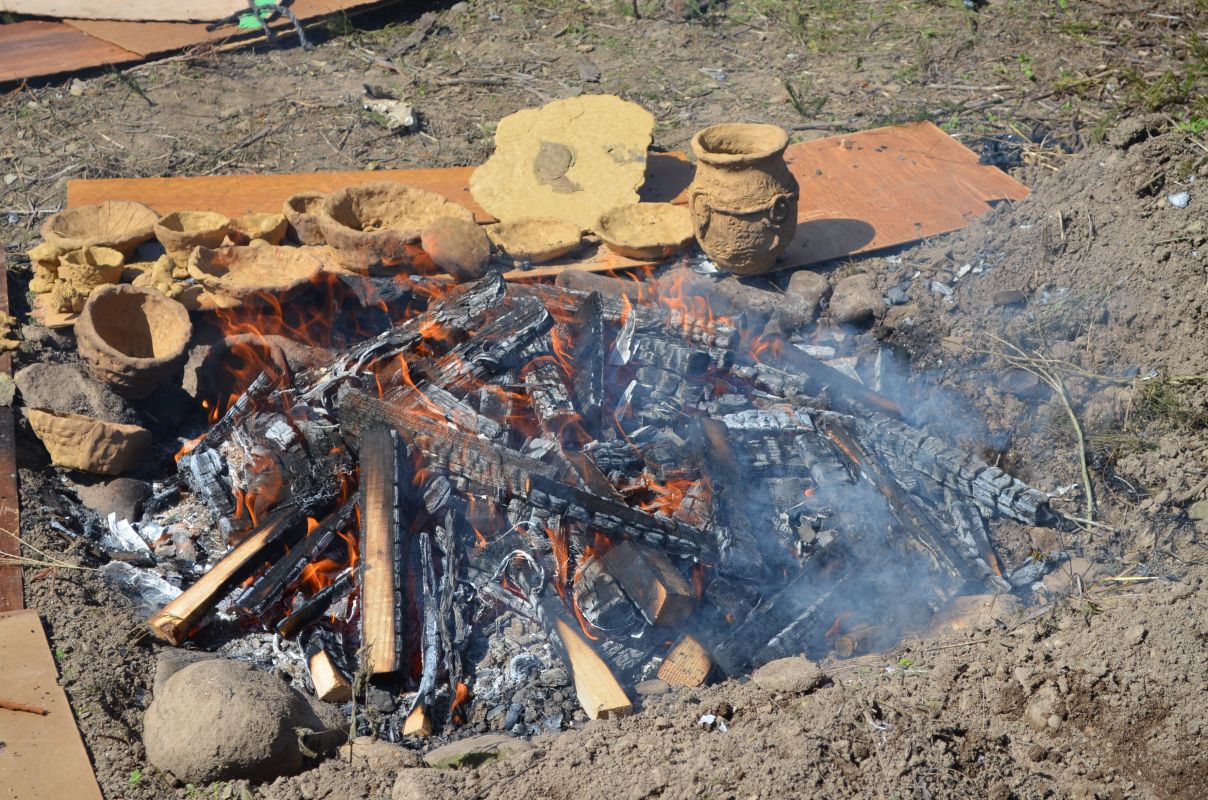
[0,254,21,613]
[65,123,1027,275]
[0,20,140,84]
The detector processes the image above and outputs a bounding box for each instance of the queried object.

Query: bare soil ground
[2,2,1205,799]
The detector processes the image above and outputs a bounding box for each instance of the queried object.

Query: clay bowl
[75,284,193,400]
[26,408,151,476]
[154,211,232,267]
[187,243,323,308]
[487,218,583,264]
[58,246,125,289]
[41,200,159,255]
[596,203,695,260]
[229,212,288,246]
[318,182,475,274]
[282,191,328,245]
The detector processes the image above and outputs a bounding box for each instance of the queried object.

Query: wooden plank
[551,615,632,720]
[358,426,404,675]
[0,609,104,800]
[0,255,21,613]
[0,21,139,84]
[0,0,245,22]
[657,633,712,687]
[65,0,394,59]
[64,123,1028,275]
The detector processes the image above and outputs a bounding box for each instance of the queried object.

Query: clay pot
[282,192,327,245]
[597,203,695,260]
[26,408,151,476]
[229,213,288,246]
[154,211,232,268]
[75,284,193,400]
[52,246,126,312]
[187,242,323,308]
[317,182,475,274]
[420,217,492,282]
[487,218,583,265]
[687,123,799,275]
[41,200,159,255]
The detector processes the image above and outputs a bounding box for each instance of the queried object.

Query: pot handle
[688,190,712,242]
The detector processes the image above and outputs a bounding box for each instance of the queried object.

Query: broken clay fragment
[52,245,126,312]
[596,202,695,260]
[154,210,232,270]
[26,408,151,476]
[282,191,328,245]
[487,218,583,264]
[420,216,492,282]
[75,284,193,400]
[470,94,655,231]
[41,200,159,255]
[318,181,475,274]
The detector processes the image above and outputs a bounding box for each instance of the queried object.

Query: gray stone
[14,362,135,424]
[785,269,830,314]
[1023,683,1063,733]
[634,679,670,697]
[992,289,1027,306]
[76,477,151,523]
[828,273,879,326]
[750,656,825,694]
[1188,499,1208,521]
[422,734,535,769]
[339,736,424,772]
[144,658,345,784]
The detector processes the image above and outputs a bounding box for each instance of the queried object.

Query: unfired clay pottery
[318,182,475,274]
[52,246,126,312]
[469,95,655,232]
[75,284,192,400]
[40,200,159,255]
[687,123,799,275]
[26,408,152,476]
[282,192,327,245]
[27,241,62,293]
[420,217,492,282]
[154,211,232,269]
[487,218,583,264]
[596,203,695,260]
[187,242,323,308]
[229,213,289,246]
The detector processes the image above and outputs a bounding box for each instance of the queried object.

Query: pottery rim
[690,123,790,167]
[80,285,192,367]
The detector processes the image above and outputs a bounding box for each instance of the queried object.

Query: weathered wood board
[65,122,1028,274]
[0,20,139,84]
[0,0,245,22]
[0,256,21,613]
[0,609,104,800]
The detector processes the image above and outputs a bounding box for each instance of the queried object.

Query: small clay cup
[486,218,583,264]
[41,200,159,255]
[75,284,193,400]
[282,191,328,245]
[687,123,799,275]
[229,212,289,246]
[58,246,125,289]
[597,203,695,260]
[154,211,232,267]
[317,182,475,274]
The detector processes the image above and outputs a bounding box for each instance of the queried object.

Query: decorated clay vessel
[687,123,799,275]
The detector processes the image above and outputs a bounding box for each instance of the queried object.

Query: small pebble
[1168,191,1190,209]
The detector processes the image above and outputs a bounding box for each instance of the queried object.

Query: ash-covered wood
[276,568,354,639]
[598,541,694,627]
[568,292,605,434]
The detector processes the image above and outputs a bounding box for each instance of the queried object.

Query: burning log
[597,541,694,627]
[276,568,354,638]
[147,506,305,645]
[572,554,642,634]
[523,357,587,448]
[569,292,605,435]
[657,634,713,688]
[554,269,647,302]
[358,426,413,675]
[410,530,441,725]
[235,497,359,617]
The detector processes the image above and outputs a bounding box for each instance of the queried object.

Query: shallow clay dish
[487,218,583,264]
[41,200,159,255]
[230,212,288,245]
[154,211,232,266]
[26,408,151,476]
[58,246,125,285]
[318,182,475,273]
[282,191,327,245]
[596,203,695,260]
[75,284,193,400]
[187,242,323,308]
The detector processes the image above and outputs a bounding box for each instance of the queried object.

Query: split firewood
[598,541,694,627]
[276,568,354,639]
[358,426,411,675]
[534,595,632,720]
[403,703,434,737]
[307,647,353,703]
[657,634,712,688]
[147,506,305,645]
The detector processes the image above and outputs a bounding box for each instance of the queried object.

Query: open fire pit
[124,258,1063,744]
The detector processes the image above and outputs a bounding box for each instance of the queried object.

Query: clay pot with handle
[687,123,799,275]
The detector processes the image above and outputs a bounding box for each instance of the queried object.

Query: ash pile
[133,265,1065,742]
